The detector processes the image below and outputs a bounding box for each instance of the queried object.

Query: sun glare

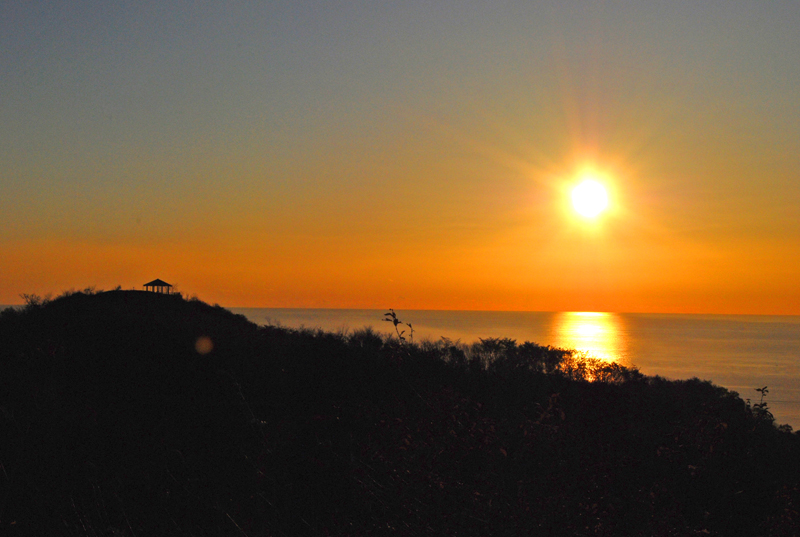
[551,312,626,363]
[571,180,609,218]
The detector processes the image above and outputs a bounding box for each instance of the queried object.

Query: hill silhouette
[1,290,798,536]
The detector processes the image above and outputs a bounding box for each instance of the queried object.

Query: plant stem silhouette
[383,309,414,343]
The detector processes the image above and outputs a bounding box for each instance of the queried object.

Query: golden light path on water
[549,312,629,364]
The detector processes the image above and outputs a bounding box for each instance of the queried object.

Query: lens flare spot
[195,336,214,355]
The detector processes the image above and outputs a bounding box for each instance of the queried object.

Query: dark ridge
[1,291,798,536]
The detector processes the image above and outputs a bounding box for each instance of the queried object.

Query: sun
[571,179,609,218]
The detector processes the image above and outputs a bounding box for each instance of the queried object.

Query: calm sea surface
[229,308,800,429]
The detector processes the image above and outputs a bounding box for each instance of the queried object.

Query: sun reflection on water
[550,312,627,364]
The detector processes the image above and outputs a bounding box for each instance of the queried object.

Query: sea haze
[230,308,800,430]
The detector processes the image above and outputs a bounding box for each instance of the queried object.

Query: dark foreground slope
[1,291,798,536]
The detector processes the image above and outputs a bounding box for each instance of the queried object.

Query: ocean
[229,308,800,430]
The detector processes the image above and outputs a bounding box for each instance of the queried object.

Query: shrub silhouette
[0,290,798,535]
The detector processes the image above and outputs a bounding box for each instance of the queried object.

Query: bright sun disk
[571,180,608,218]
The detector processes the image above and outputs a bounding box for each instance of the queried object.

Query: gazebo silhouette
[143,279,173,294]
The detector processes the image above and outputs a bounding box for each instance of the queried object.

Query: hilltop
[1,290,798,536]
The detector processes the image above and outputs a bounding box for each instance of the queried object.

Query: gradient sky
[2,1,799,313]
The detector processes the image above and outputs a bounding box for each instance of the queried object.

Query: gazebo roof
[144,279,172,287]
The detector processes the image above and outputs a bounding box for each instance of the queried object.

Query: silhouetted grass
[0,290,798,535]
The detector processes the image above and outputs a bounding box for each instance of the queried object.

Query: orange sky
[2,2,799,314]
